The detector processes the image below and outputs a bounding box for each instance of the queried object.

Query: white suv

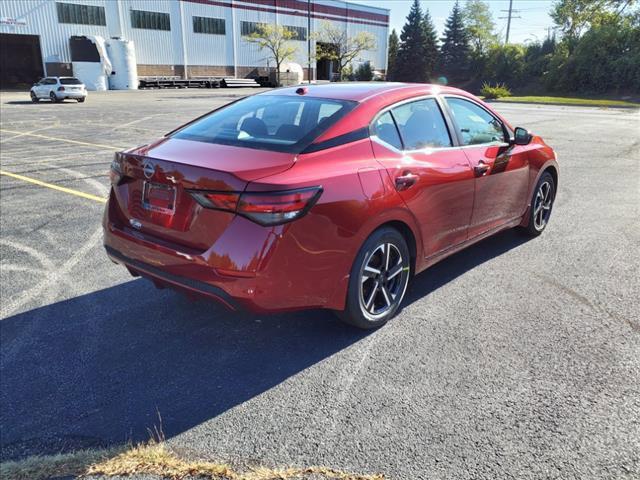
[30,77,87,103]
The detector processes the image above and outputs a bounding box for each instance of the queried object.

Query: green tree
[484,44,527,87]
[387,29,399,80]
[550,0,635,50]
[355,62,374,81]
[395,0,429,82]
[422,9,440,79]
[463,0,498,55]
[246,24,298,86]
[439,0,471,82]
[316,22,376,80]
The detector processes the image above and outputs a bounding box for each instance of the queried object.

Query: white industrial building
[0,0,389,88]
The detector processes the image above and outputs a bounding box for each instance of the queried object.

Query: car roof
[263,82,469,102]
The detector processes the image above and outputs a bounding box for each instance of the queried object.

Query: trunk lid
[110,138,295,251]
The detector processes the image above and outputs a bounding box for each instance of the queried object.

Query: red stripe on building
[182,0,389,27]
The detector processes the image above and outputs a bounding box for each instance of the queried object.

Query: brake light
[57,86,65,91]
[189,191,240,211]
[110,153,123,184]
[189,186,322,226]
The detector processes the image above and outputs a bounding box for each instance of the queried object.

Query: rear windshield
[172,94,356,153]
[60,78,82,85]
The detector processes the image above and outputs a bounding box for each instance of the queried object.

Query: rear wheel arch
[543,165,558,190]
[365,220,418,277]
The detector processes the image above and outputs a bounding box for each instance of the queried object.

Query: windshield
[172,94,356,153]
[60,78,82,85]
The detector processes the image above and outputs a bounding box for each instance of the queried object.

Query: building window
[241,21,267,36]
[193,16,225,35]
[56,2,106,26]
[285,26,307,41]
[131,9,170,31]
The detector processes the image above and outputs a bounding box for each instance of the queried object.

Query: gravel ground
[1,88,639,479]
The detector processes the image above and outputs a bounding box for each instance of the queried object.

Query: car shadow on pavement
[0,284,369,459]
[0,229,530,460]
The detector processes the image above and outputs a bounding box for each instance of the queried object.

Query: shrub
[483,44,526,87]
[480,82,512,99]
[355,62,373,81]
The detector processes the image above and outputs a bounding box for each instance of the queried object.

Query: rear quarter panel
[245,138,422,311]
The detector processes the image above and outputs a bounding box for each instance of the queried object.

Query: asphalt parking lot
[1,88,639,479]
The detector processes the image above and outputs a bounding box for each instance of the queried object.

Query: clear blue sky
[349,0,556,44]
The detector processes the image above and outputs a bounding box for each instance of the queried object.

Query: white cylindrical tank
[280,62,304,85]
[106,38,138,90]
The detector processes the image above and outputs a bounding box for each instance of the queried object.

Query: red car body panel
[103,83,558,313]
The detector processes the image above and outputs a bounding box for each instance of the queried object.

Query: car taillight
[189,186,322,226]
[110,153,123,184]
[189,191,240,211]
[57,86,65,91]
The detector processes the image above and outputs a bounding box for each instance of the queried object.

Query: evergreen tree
[422,9,440,80]
[395,0,428,82]
[439,0,472,82]
[387,29,399,80]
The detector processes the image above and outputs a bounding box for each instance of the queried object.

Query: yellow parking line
[0,129,124,150]
[0,169,107,203]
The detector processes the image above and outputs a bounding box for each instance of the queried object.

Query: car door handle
[395,171,418,191]
[474,160,490,176]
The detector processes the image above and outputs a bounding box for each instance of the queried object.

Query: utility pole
[499,0,521,44]
[308,0,312,84]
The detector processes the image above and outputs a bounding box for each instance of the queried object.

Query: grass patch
[0,446,125,480]
[1,441,384,480]
[490,95,639,108]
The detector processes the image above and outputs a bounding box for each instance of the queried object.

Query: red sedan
[104,83,558,329]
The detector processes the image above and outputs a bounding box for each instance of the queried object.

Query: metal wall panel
[1,0,389,74]
[118,0,182,65]
[0,0,114,64]
[181,1,232,68]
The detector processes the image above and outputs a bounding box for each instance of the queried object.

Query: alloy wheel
[359,243,407,318]
[533,180,553,231]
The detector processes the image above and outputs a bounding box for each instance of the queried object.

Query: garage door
[0,33,44,88]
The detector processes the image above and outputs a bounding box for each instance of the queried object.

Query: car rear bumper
[105,245,242,311]
[103,188,355,313]
[56,91,86,99]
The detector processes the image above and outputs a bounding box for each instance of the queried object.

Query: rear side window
[372,111,402,150]
[391,98,452,150]
[45,78,57,85]
[445,97,506,145]
[173,95,356,153]
[60,78,82,85]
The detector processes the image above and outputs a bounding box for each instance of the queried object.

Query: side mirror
[513,127,532,146]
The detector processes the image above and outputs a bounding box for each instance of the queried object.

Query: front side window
[372,111,402,150]
[56,2,106,26]
[445,97,506,145]
[131,10,170,31]
[173,95,356,153]
[391,98,452,150]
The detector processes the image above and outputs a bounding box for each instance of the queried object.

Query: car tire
[77,98,85,103]
[519,171,556,237]
[336,227,411,329]
[49,91,60,103]
[30,92,39,103]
